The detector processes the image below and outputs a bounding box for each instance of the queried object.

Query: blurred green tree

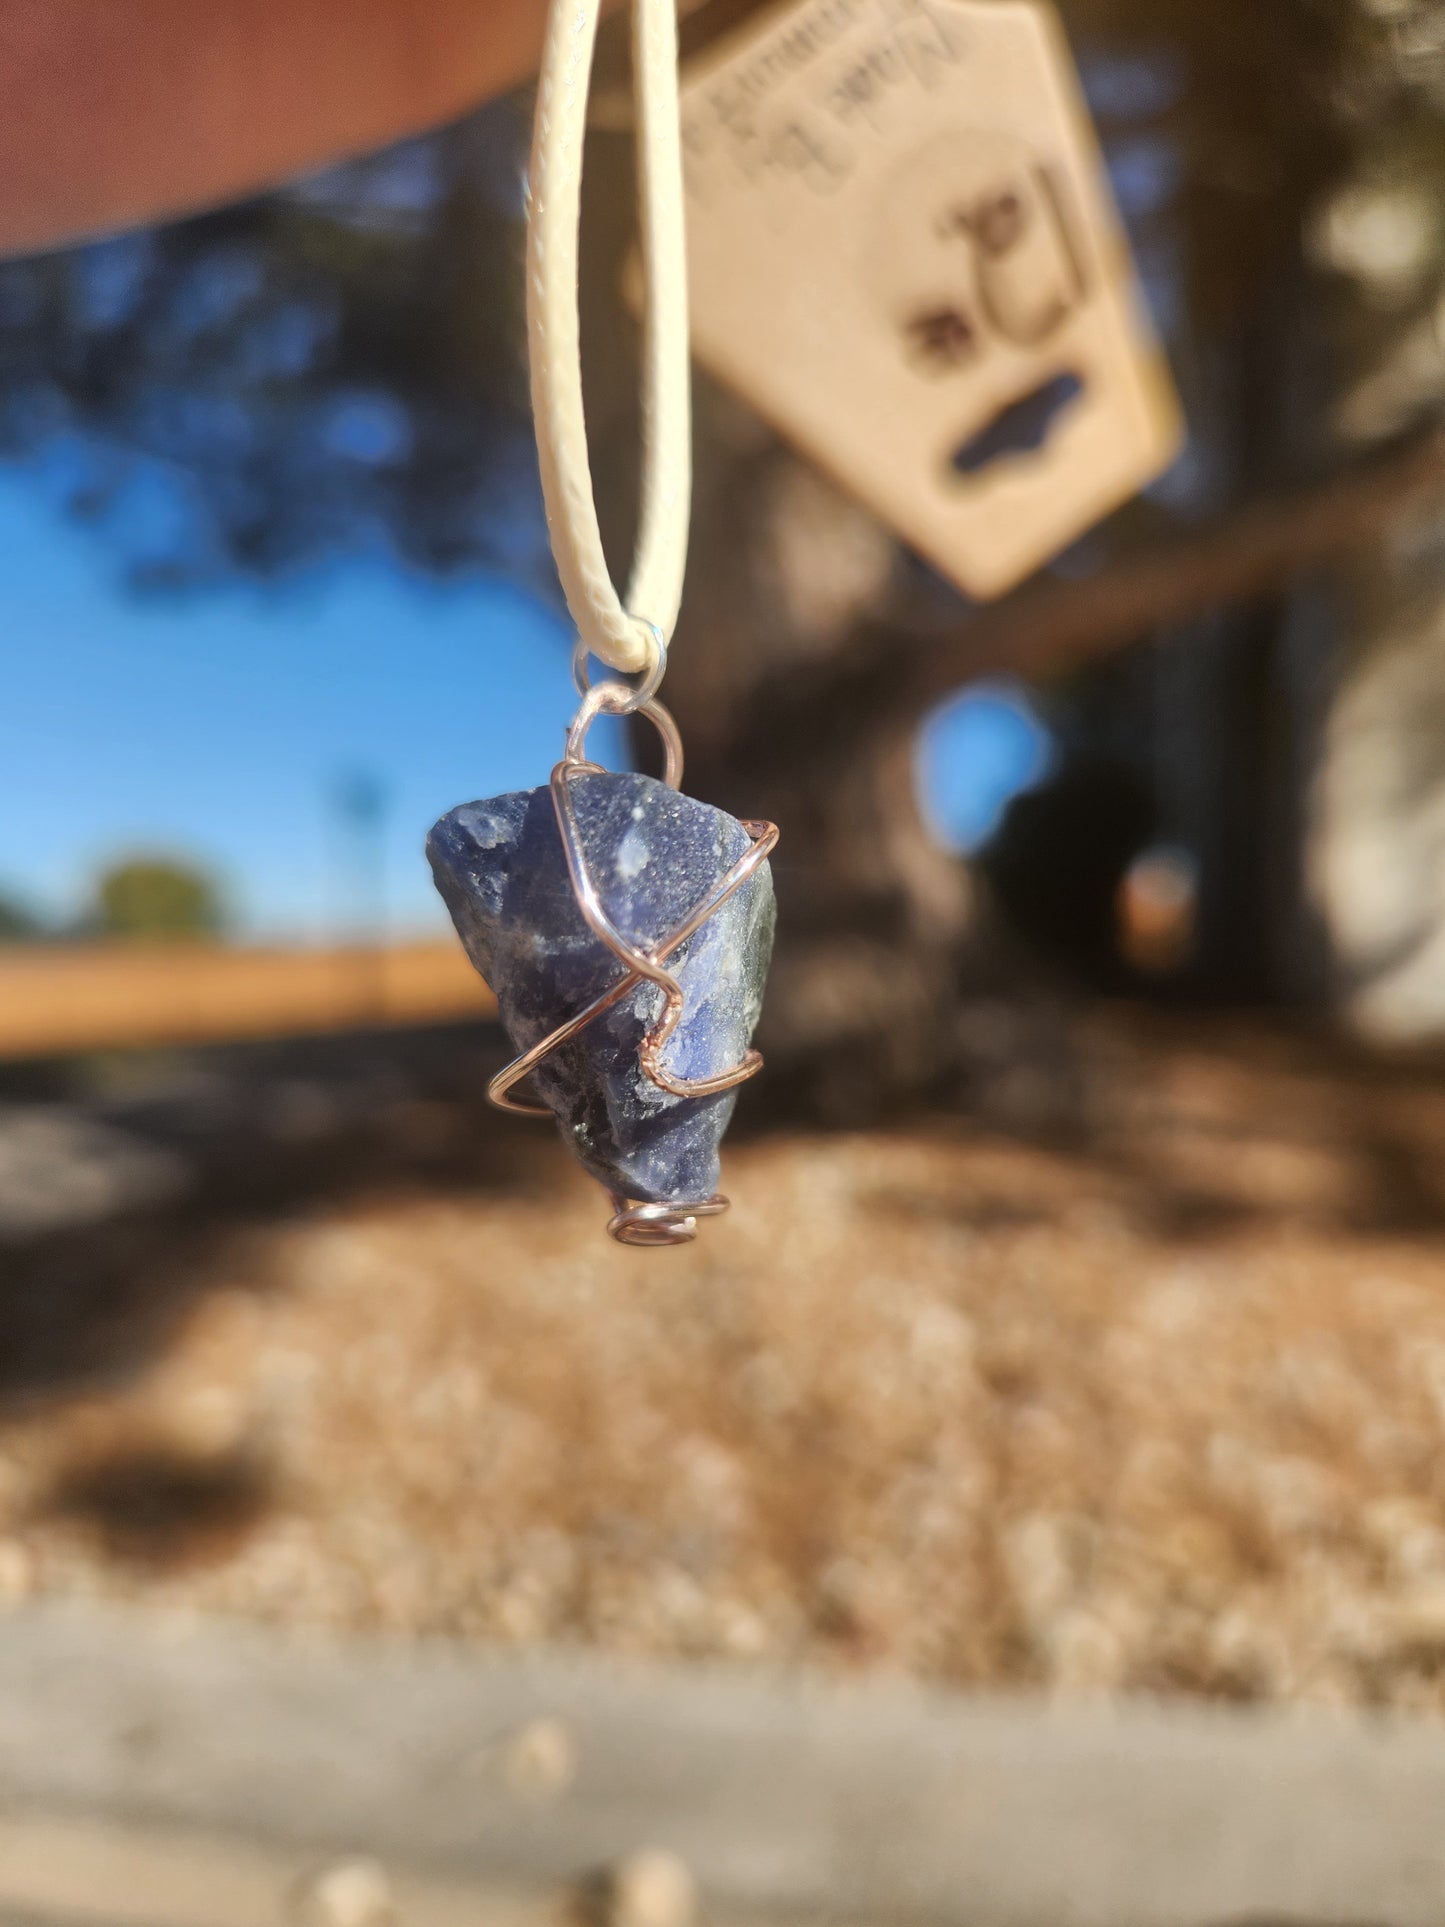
[0,891,43,941]
[91,857,226,942]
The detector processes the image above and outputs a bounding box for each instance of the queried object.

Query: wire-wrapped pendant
[428,692,777,1246]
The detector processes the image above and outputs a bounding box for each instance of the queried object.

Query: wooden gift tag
[678,0,1182,598]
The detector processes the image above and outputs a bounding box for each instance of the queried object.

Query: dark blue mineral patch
[427,771,775,1206]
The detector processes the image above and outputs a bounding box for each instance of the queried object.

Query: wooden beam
[907,422,1445,702]
[734,422,1445,767]
[0,939,494,1059]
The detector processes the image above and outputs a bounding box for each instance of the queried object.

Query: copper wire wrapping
[488,688,778,1247]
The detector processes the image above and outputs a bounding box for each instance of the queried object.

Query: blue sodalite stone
[427,771,775,1206]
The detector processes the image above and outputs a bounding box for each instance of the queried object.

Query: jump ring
[564,689,684,790]
[572,621,667,711]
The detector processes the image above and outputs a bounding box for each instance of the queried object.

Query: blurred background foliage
[0,109,540,590]
[0,889,41,941]
[90,856,227,943]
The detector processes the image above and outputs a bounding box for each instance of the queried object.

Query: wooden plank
[0,1811,834,1927]
[5,1601,1445,1926]
[0,1813,556,1927]
[0,940,495,1059]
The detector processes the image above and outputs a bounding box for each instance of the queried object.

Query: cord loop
[572,624,667,710]
[528,0,690,680]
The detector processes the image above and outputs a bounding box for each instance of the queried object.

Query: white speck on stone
[468,810,510,850]
[616,825,651,881]
[631,803,645,820]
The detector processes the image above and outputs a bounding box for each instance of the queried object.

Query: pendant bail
[563,686,685,792]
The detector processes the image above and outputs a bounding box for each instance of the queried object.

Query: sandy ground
[6,1013,1445,1713]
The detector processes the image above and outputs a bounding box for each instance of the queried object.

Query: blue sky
[0,38,1179,948]
[0,467,1048,943]
[919,680,1054,855]
[0,41,1176,949]
[0,466,627,939]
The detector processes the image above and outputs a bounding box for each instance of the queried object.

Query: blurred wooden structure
[7,1601,1445,1927]
[0,939,494,1059]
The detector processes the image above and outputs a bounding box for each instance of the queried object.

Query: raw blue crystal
[427,771,775,1206]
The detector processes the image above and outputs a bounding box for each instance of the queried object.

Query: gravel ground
[6,1014,1445,1712]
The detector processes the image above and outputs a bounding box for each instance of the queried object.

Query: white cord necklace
[426,0,779,1247]
[526,0,691,681]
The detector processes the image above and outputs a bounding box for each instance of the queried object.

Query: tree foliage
[91,857,226,942]
[0,891,44,942]
[0,109,542,590]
